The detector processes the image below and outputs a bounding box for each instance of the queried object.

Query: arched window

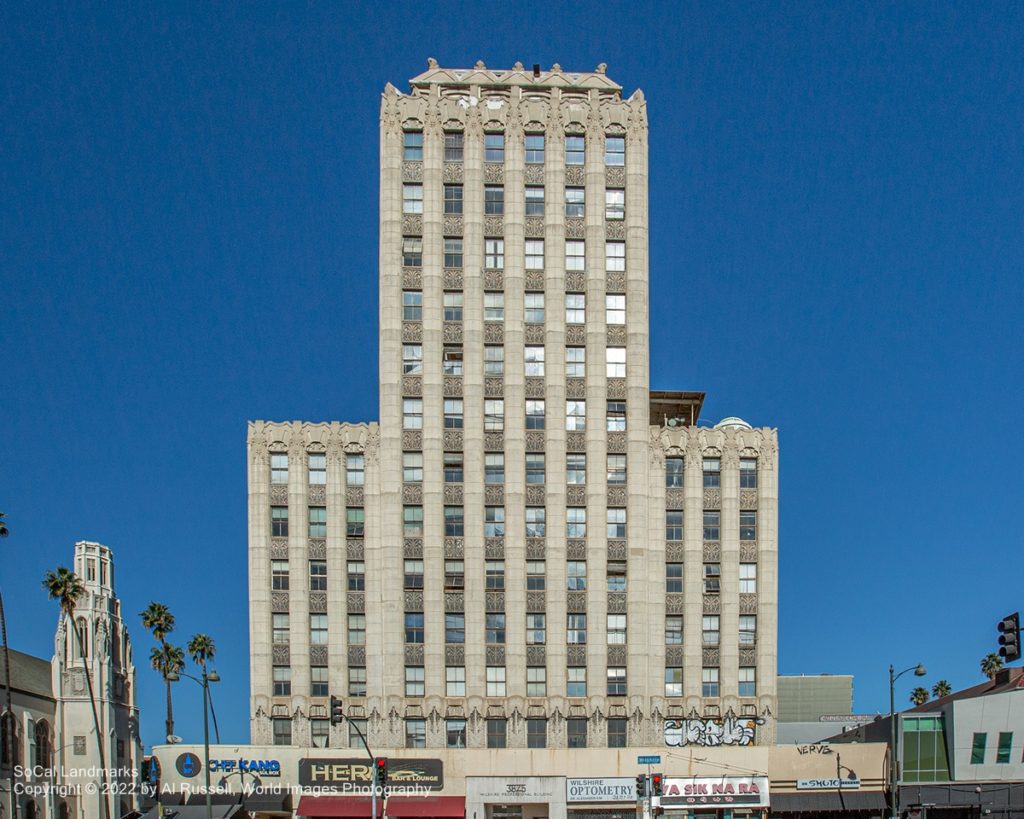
[76,618,89,659]
[1,710,19,767]
[34,720,51,768]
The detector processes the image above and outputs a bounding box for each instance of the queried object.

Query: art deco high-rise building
[248,60,779,751]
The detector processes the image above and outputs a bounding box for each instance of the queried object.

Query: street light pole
[889,663,926,819]
[167,668,219,819]
[203,669,212,819]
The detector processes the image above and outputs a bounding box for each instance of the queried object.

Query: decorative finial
[596,62,607,74]
[427,57,439,69]
[513,61,524,71]
[475,60,486,69]
[551,63,562,73]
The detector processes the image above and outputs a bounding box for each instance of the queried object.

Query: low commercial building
[147,742,887,819]
[776,675,876,744]
[832,667,1024,819]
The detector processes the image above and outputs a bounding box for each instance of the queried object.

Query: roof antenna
[533,64,541,78]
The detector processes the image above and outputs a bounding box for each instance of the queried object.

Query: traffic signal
[651,773,663,797]
[636,775,647,798]
[330,695,344,725]
[376,757,388,786]
[998,612,1020,662]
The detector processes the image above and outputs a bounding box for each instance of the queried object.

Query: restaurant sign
[797,779,861,790]
[298,758,443,789]
[662,777,770,807]
[567,778,636,803]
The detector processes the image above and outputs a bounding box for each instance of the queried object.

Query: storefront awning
[297,796,464,819]
[770,792,886,814]
[388,797,465,817]
[296,796,381,818]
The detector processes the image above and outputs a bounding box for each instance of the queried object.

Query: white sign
[567,778,636,803]
[662,777,770,808]
[797,779,861,790]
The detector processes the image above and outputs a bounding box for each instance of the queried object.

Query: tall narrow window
[566,347,586,378]
[566,400,586,431]
[271,453,288,484]
[487,667,506,696]
[403,398,423,429]
[485,185,504,215]
[566,454,586,485]
[567,613,587,644]
[605,189,625,220]
[403,505,423,536]
[444,238,463,267]
[606,294,626,324]
[665,667,683,697]
[443,452,463,483]
[443,291,464,321]
[403,184,423,214]
[346,508,364,537]
[444,399,464,429]
[525,453,545,484]
[666,457,684,488]
[486,560,505,590]
[567,561,587,591]
[740,511,757,541]
[606,241,626,271]
[403,131,423,161]
[703,457,721,487]
[566,187,585,218]
[272,560,289,590]
[607,614,627,644]
[525,186,545,216]
[443,346,463,375]
[739,615,757,646]
[740,458,758,488]
[607,667,627,696]
[273,666,291,697]
[525,240,545,270]
[487,719,507,748]
[485,238,504,269]
[702,615,720,646]
[606,347,626,377]
[347,561,365,591]
[310,614,328,645]
[525,292,545,323]
[445,614,465,644]
[703,511,721,541]
[402,237,422,267]
[605,136,625,166]
[485,345,504,376]
[484,453,505,484]
[665,616,683,645]
[272,613,289,644]
[525,134,545,164]
[607,507,627,539]
[565,239,585,270]
[443,184,463,214]
[666,563,683,593]
[607,400,627,430]
[739,667,757,697]
[567,667,586,697]
[526,400,545,430]
[271,507,288,538]
[404,560,424,589]
[444,505,464,536]
[309,453,327,485]
[403,452,423,483]
[404,612,424,644]
[444,132,464,162]
[447,665,466,695]
[607,454,627,485]
[402,344,423,374]
[525,506,546,537]
[346,454,364,485]
[309,560,327,591]
[666,510,683,542]
[348,668,366,697]
[525,346,545,376]
[484,507,505,537]
[970,733,987,764]
[702,667,720,697]
[309,507,327,538]
[567,507,586,537]
[403,289,422,320]
[484,292,504,322]
[565,135,585,165]
[485,133,504,163]
[485,614,505,647]
[740,563,758,593]
[566,293,585,323]
[484,399,504,431]
[527,666,547,696]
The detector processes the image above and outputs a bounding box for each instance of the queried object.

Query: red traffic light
[375,757,388,785]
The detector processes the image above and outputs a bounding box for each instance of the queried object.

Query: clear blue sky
[2,2,1022,751]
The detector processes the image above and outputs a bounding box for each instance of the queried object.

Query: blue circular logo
[176,752,202,778]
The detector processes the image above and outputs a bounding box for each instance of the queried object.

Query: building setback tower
[248,61,779,751]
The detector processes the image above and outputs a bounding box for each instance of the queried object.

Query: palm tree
[932,680,952,699]
[140,602,179,739]
[909,687,930,706]
[980,652,1004,680]
[149,643,185,739]
[187,633,220,741]
[43,567,112,819]
[0,512,15,819]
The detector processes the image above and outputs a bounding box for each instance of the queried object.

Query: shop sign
[473,777,562,802]
[662,777,769,807]
[298,758,443,789]
[797,779,861,790]
[208,758,282,777]
[567,778,636,802]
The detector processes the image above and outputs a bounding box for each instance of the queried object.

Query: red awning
[388,797,465,818]
[296,796,465,819]
[296,796,381,818]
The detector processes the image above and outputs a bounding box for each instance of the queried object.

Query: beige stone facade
[248,62,779,753]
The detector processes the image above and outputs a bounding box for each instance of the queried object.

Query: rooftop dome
[714,416,752,430]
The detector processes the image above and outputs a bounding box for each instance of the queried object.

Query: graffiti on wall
[664,716,766,747]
